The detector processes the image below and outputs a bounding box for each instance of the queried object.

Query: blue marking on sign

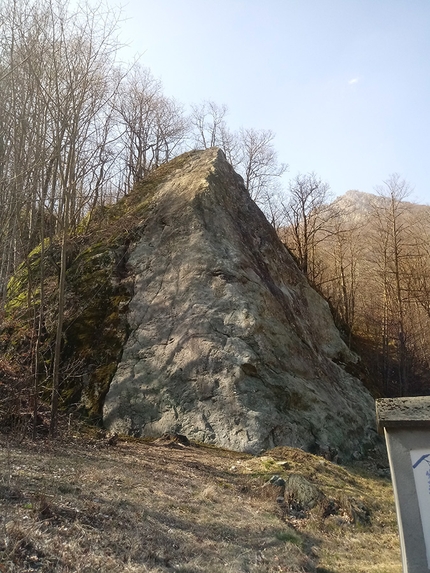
[413,454,430,469]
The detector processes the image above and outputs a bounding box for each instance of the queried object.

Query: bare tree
[189,103,287,219]
[44,1,124,436]
[116,65,188,189]
[236,128,288,209]
[190,101,231,150]
[369,174,414,395]
[0,0,127,434]
[317,209,365,345]
[0,0,124,301]
[281,172,333,281]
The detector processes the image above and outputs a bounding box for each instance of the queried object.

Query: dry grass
[0,434,401,573]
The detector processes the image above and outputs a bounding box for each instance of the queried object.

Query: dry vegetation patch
[0,435,401,572]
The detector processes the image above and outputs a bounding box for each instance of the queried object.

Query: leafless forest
[1,0,429,434]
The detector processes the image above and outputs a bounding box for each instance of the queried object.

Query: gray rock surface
[103,148,377,457]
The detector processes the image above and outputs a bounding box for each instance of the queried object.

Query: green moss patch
[2,152,199,425]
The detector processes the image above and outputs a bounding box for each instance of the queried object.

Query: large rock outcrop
[103,148,377,457]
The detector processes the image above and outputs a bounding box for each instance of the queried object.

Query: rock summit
[104,148,376,457]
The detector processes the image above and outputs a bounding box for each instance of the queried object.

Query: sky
[114,0,430,205]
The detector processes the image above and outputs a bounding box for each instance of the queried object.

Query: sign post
[376,397,430,573]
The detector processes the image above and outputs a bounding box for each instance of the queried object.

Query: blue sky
[117,0,430,204]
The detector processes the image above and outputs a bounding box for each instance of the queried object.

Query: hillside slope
[0,435,400,573]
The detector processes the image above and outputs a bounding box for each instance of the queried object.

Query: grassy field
[0,432,401,572]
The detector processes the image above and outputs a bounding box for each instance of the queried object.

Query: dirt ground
[0,432,401,572]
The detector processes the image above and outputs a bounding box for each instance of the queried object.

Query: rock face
[103,148,377,457]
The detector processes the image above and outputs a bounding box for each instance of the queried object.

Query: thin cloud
[348,78,360,85]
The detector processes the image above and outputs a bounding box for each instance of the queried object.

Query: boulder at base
[103,148,376,458]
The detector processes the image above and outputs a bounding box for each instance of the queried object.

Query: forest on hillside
[1,0,429,435]
[280,183,430,397]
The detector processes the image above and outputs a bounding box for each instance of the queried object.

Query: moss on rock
[2,152,199,423]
